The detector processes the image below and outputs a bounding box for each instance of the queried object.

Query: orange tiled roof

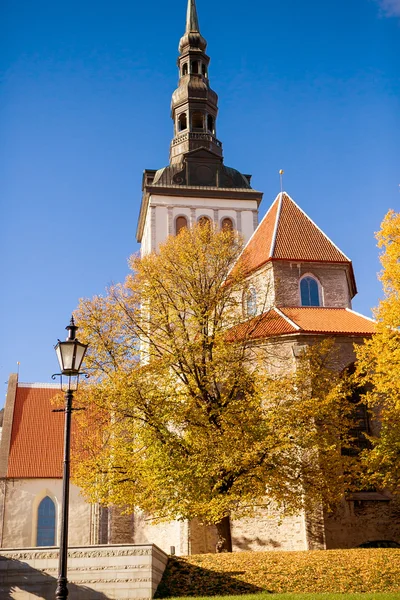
[230,307,375,341]
[7,385,64,478]
[240,192,352,275]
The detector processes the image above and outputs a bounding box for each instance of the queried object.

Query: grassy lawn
[155,550,400,597]
[167,596,400,600]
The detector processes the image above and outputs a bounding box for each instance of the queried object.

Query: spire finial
[186,0,200,33]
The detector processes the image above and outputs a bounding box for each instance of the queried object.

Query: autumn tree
[354,210,400,492]
[73,224,357,552]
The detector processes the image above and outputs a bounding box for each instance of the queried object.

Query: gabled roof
[240,192,353,276]
[228,307,375,342]
[7,384,64,478]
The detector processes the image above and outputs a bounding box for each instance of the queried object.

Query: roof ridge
[269,192,283,258]
[233,191,281,272]
[274,307,301,330]
[18,382,60,389]
[281,192,351,262]
[345,307,376,323]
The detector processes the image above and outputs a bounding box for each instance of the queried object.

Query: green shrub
[155,549,400,597]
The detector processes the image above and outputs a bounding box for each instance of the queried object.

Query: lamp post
[53,317,88,600]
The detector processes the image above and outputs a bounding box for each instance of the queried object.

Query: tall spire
[186,0,200,33]
[170,0,221,164]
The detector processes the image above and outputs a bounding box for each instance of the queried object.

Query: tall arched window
[221,217,233,231]
[175,216,188,235]
[300,276,321,307]
[245,287,257,317]
[207,115,215,134]
[202,64,207,77]
[182,63,188,76]
[37,496,56,547]
[178,113,187,132]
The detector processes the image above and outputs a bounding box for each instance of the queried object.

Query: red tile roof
[7,385,64,478]
[281,307,375,335]
[240,192,352,276]
[230,307,375,341]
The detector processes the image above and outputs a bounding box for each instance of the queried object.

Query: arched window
[245,288,257,317]
[175,216,188,235]
[192,112,204,130]
[198,216,211,228]
[300,276,321,307]
[207,115,214,134]
[182,63,188,76]
[178,113,187,132]
[202,64,207,77]
[221,217,233,231]
[191,61,199,74]
[37,496,56,547]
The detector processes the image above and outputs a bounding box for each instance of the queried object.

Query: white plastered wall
[1,479,91,549]
[141,193,259,256]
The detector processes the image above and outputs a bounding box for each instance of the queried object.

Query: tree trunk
[215,515,232,552]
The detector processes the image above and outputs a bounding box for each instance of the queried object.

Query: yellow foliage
[72,225,360,546]
[354,210,400,493]
[155,549,400,596]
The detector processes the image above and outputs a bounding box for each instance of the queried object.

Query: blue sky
[1,0,399,402]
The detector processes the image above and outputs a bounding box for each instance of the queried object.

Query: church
[0,0,399,555]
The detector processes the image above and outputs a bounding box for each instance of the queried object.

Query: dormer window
[300,275,321,307]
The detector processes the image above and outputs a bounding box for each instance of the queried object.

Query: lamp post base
[55,571,69,598]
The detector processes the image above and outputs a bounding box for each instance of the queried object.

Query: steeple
[170,0,221,164]
[186,0,200,33]
[137,0,263,249]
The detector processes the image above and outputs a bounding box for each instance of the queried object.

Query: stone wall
[0,544,168,599]
[273,262,352,308]
[133,512,189,556]
[324,496,400,549]
[231,504,307,552]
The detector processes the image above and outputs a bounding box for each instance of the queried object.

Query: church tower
[136,0,263,256]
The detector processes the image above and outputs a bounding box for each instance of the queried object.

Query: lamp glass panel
[55,345,63,371]
[74,344,87,371]
[60,343,75,371]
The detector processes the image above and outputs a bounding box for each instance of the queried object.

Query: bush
[155,549,400,597]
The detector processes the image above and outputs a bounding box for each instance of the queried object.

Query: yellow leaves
[72,225,361,528]
[352,210,400,495]
[156,549,400,596]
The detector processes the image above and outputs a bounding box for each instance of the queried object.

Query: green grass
[166,596,400,600]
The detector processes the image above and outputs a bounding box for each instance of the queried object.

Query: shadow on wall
[234,536,280,551]
[0,556,110,600]
[155,557,267,597]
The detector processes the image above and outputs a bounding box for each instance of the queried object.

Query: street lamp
[53,317,88,600]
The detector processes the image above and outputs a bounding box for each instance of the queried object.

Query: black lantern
[55,317,88,376]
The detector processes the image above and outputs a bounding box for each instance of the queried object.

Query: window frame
[244,286,257,318]
[32,491,58,547]
[175,215,189,235]
[299,274,323,307]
